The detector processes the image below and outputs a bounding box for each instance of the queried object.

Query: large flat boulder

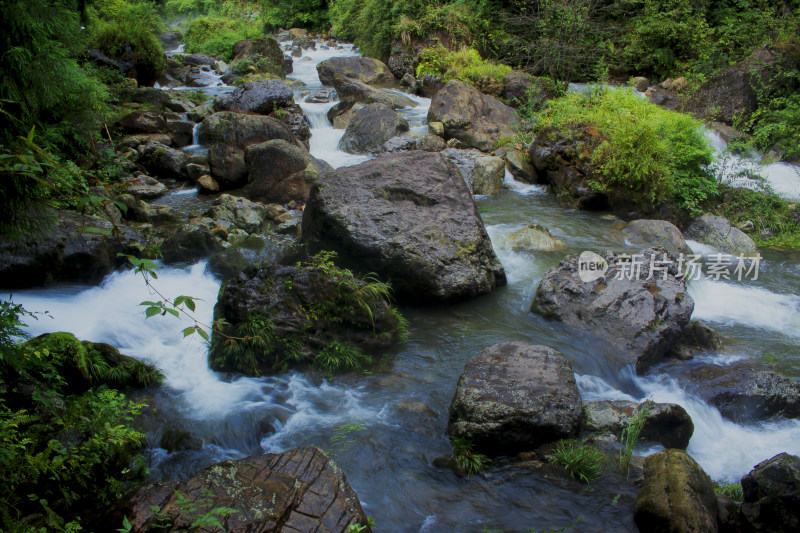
[225,79,294,115]
[531,248,694,373]
[302,151,506,302]
[427,80,518,152]
[447,342,582,455]
[121,447,370,533]
[317,56,395,85]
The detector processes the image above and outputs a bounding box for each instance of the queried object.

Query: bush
[183,16,262,60]
[527,87,715,217]
[416,45,511,85]
[716,185,800,250]
[261,0,330,30]
[548,440,605,484]
[715,481,744,503]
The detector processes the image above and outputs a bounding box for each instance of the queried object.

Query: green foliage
[715,481,744,503]
[450,436,490,476]
[315,340,372,374]
[183,15,262,60]
[527,87,715,217]
[416,45,511,85]
[716,185,800,249]
[619,401,650,478]
[347,516,377,533]
[547,440,605,484]
[261,0,330,30]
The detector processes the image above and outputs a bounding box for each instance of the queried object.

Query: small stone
[196,174,219,193]
[428,121,445,137]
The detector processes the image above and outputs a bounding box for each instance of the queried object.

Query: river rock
[441,147,484,192]
[0,210,141,288]
[232,37,284,68]
[382,134,418,153]
[428,80,519,152]
[685,214,757,255]
[632,76,650,92]
[121,175,167,200]
[502,71,533,107]
[226,79,294,115]
[429,121,445,137]
[140,141,188,181]
[417,134,446,152]
[302,151,507,302]
[245,139,332,203]
[180,54,215,66]
[581,400,694,449]
[419,74,443,98]
[317,56,395,85]
[118,110,166,134]
[206,234,303,281]
[196,174,219,193]
[332,75,417,109]
[197,112,300,188]
[207,194,268,234]
[472,155,505,196]
[338,103,409,154]
[634,449,718,533]
[503,147,538,183]
[494,224,565,252]
[622,219,692,256]
[331,103,363,129]
[165,118,194,148]
[741,452,800,532]
[273,103,312,149]
[305,88,336,103]
[531,248,694,373]
[447,342,582,455]
[121,447,370,533]
[210,260,403,374]
[710,371,800,422]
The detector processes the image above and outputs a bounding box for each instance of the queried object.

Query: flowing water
[9,43,800,532]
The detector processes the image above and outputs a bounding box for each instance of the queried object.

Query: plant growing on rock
[619,401,650,478]
[547,440,605,484]
[450,436,490,476]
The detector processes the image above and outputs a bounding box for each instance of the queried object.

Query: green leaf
[145,307,161,318]
[80,226,112,237]
[173,296,186,307]
[196,328,210,341]
[184,298,196,312]
[140,301,160,307]
[182,326,196,337]
[165,309,180,318]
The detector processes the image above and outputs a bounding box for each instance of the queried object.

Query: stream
[10,41,800,532]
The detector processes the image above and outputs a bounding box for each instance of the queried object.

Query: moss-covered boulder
[210,254,405,375]
[634,449,718,533]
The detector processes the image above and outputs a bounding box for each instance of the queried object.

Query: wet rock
[159,428,203,453]
[495,224,565,252]
[119,134,173,151]
[428,121,445,137]
[118,110,166,134]
[317,56,395,86]
[472,155,505,196]
[418,74,443,98]
[0,210,141,288]
[302,151,507,302]
[121,175,168,200]
[447,342,582,455]
[141,141,188,181]
[417,134,446,152]
[503,147,537,183]
[210,261,403,374]
[332,75,417,109]
[716,494,743,533]
[428,80,519,152]
[331,103,363,129]
[165,97,196,113]
[338,103,409,154]
[632,76,650,92]
[710,371,800,422]
[245,139,332,203]
[161,226,224,263]
[232,37,284,70]
[684,321,723,350]
[207,235,303,281]
[531,248,694,373]
[181,54,216,66]
[581,400,694,449]
[401,73,416,91]
[621,219,693,256]
[305,88,336,103]
[685,214,757,255]
[440,147,485,192]
[741,452,800,532]
[272,103,311,149]
[121,447,370,533]
[381,134,418,153]
[185,163,208,181]
[227,79,294,115]
[475,76,504,97]
[634,449,718,533]
[119,87,173,109]
[196,174,219,194]
[207,194,268,234]
[165,118,194,148]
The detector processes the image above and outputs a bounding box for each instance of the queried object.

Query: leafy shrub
[183,16,262,60]
[716,184,800,250]
[450,436,489,476]
[548,440,605,484]
[416,45,511,85]
[527,87,715,217]
[261,0,330,30]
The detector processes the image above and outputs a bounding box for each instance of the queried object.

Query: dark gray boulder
[226,79,294,115]
[141,141,188,181]
[121,447,371,533]
[582,400,694,449]
[332,75,417,109]
[634,449,718,533]
[245,139,332,203]
[338,103,409,154]
[685,214,757,255]
[710,371,800,422]
[302,151,506,302]
[118,110,166,134]
[447,342,582,455]
[427,80,518,152]
[531,248,695,373]
[317,56,395,85]
[741,452,800,532]
[622,219,692,256]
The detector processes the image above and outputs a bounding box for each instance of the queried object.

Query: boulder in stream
[447,342,582,455]
[531,248,694,373]
[226,79,294,115]
[741,452,800,532]
[338,103,409,154]
[581,400,694,449]
[119,447,370,533]
[317,56,395,85]
[621,219,692,257]
[245,139,332,203]
[302,151,507,302]
[685,214,757,255]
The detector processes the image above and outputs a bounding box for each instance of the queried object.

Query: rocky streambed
[4,32,800,532]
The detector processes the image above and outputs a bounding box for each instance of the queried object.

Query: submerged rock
[121,447,370,533]
[317,56,395,85]
[302,151,506,302]
[531,248,694,373]
[496,224,565,252]
[447,342,582,455]
[621,219,692,257]
[741,452,800,532]
[581,400,694,449]
[634,449,718,533]
[428,80,518,152]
